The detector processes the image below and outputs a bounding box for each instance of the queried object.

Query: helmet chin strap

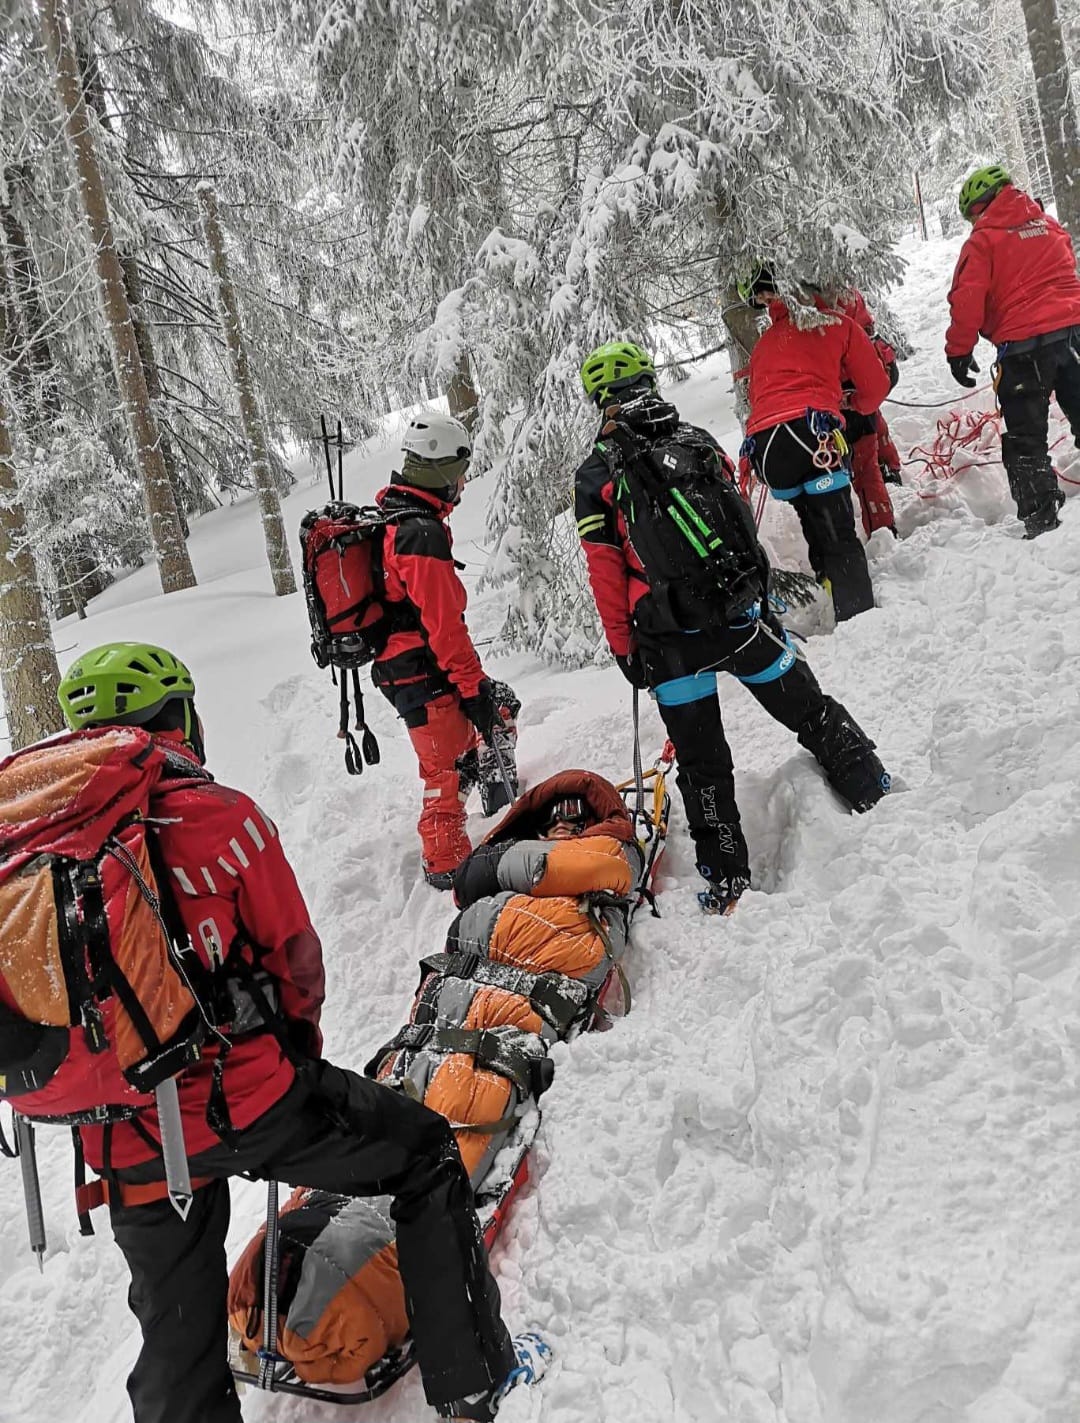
[182,700,207,765]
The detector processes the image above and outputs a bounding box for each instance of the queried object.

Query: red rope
[904,405,1078,497]
[886,383,993,410]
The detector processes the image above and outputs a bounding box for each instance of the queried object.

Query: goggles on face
[543,795,589,830]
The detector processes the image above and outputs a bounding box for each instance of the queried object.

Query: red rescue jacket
[746,301,892,436]
[371,484,486,704]
[945,186,1080,356]
[81,734,324,1171]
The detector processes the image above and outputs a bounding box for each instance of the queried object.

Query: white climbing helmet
[401,412,472,462]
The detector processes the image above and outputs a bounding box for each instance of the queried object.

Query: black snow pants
[108,1060,515,1423]
[996,327,1080,535]
[641,611,889,895]
[642,614,818,894]
[750,419,874,620]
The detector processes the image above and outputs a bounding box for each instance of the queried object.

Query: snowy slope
[4,233,1080,1423]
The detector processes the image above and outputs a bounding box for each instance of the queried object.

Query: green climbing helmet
[579,341,656,405]
[58,642,196,731]
[958,165,1011,220]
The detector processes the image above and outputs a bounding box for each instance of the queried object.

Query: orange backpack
[0,728,209,1123]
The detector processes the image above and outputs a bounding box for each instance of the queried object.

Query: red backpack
[0,728,210,1124]
[300,502,399,674]
[299,501,423,776]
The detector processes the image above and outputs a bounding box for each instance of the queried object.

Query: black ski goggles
[543,796,590,831]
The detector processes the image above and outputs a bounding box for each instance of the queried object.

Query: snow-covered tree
[1016,0,1080,234]
[434,0,989,659]
[0,309,62,747]
[39,0,196,595]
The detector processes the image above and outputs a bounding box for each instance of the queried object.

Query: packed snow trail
[3,231,1080,1422]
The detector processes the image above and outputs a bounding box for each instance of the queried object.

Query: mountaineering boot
[796,697,891,813]
[1024,488,1065,540]
[698,883,742,916]
[443,1332,552,1421]
[424,868,455,891]
[1001,439,1064,538]
[692,824,750,915]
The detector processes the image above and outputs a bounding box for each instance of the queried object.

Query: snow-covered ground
[3,232,1080,1423]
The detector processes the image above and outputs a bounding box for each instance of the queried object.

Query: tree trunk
[0,381,64,750]
[1017,0,1080,236]
[197,183,295,597]
[120,254,190,537]
[720,285,764,430]
[39,0,195,595]
[0,268,35,428]
[0,170,60,429]
[446,351,479,431]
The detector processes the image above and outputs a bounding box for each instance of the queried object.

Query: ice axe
[14,1113,46,1270]
[156,1077,194,1220]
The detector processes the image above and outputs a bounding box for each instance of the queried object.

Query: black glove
[460,679,500,742]
[614,650,648,689]
[947,353,979,389]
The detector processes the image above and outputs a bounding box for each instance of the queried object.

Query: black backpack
[597,397,768,632]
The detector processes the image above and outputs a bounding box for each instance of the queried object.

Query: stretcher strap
[448,1106,523,1136]
[585,901,632,1016]
[375,1022,554,1099]
[419,952,590,1036]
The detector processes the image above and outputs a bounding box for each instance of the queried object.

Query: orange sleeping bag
[228,772,641,1388]
[228,1188,406,1385]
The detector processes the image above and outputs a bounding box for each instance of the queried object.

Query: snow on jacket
[371,484,486,703]
[829,291,898,372]
[573,418,736,658]
[746,300,892,436]
[945,186,1080,356]
[81,732,324,1172]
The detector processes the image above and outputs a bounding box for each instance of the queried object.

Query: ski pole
[258,1179,282,1391]
[488,731,517,804]
[155,1077,193,1220]
[14,1114,46,1270]
[336,419,345,500]
[319,414,334,498]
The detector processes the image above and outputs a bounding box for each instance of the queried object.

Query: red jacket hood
[974,185,1043,231]
[482,770,635,845]
[376,483,456,521]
